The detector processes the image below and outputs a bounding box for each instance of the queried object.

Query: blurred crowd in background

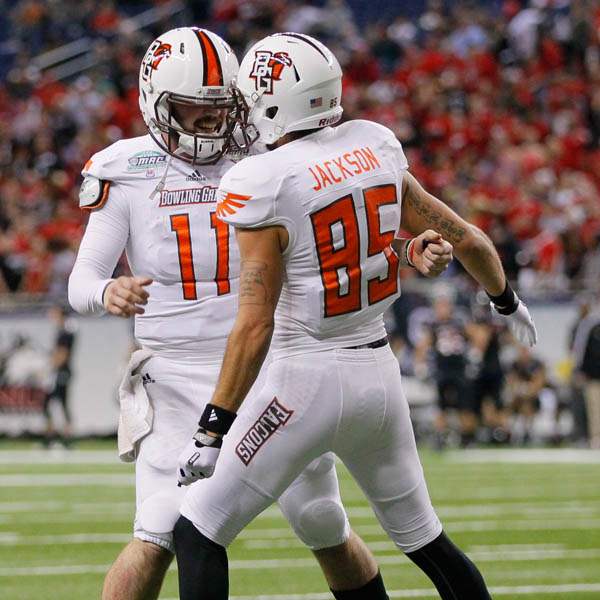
[386,286,599,448]
[1,0,600,299]
[1,0,599,447]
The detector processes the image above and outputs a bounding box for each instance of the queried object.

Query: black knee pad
[173,516,228,600]
[406,531,491,600]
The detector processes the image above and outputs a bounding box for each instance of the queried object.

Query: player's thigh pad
[278,452,350,550]
[334,345,442,553]
[134,470,187,552]
[180,353,342,547]
[133,355,221,552]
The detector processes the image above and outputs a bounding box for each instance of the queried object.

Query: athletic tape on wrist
[199,403,237,435]
[193,429,223,448]
[405,239,416,268]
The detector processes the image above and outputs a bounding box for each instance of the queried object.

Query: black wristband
[199,403,237,435]
[487,281,519,315]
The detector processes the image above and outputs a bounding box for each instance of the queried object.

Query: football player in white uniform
[69,28,395,600]
[174,33,537,599]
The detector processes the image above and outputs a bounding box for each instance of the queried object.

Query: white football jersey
[217,120,409,358]
[77,135,239,358]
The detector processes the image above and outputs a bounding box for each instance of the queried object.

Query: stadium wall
[0,303,578,436]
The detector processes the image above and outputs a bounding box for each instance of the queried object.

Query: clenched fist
[409,230,454,278]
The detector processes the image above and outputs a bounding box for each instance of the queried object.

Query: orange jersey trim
[216,192,252,218]
[81,180,111,212]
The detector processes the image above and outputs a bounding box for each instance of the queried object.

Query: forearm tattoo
[405,184,467,245]
[239,261,268,305]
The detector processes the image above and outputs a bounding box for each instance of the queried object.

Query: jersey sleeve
[216,156,284,229]
[68,183,130,315]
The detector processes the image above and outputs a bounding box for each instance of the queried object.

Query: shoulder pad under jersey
[79,135,166,211]
[351,120,409,170]
[81,135,168,182]
[216,154,285,229]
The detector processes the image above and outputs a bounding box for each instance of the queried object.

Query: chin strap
[150,154,175,201]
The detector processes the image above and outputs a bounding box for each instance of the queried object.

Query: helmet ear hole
[265,106,279,119]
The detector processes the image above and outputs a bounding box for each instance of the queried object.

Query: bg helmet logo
[141,40,172,82]
[249,51,292,95]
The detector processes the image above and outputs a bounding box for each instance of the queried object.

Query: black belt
[344,337,389,350]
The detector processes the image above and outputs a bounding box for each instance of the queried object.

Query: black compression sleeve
[331,571,389,600]
[174,516,229,600]
[406,531,491,600]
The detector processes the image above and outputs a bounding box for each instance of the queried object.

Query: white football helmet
[138,27,255,164]
[236,33,343,145]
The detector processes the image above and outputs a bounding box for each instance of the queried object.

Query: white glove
[492,299,537,347]
[177,430,223,486]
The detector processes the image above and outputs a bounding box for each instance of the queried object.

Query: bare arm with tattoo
[177,226,286,486]
[209,226,287,414]
[400,171,506,295]
[398,171,537,347]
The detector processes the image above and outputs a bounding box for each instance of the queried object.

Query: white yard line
[0,501,66,512]
[468,543,566,551]
[254,500,600,520]
[238,518,600,542]
[488,583,600,594]
[2,548,600,577]
[0,513,131,524]
[327,505,600,520]
[435,502,600,518]
[1,498,596,516]
[0,564,110,576]
[0,534,585,558]
[5,510,600,531]
[469,548,600,561]
[447,448,600,464]
[367,546,600,562]
[0,535,571,551]
[1,448,598,465]
[0,450,120,465]
[0,501,134,516]
[243,539,570,551]
[0,474,134,487]
[434,484,600,500]
[445,518,600,532]
[164,583,600,600]
[3,498,598,522]
[1,473,597,501]
[0,533,131,546]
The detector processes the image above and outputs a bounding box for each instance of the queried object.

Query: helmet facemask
[148,87,257,165]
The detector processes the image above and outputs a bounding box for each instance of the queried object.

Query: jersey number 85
[311,184,399,318]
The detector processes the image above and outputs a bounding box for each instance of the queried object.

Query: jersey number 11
[170,212,230,300]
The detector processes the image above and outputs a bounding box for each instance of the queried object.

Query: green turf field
[1,442,599,599]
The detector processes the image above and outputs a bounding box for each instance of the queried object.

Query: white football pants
[181,344,442,552]
[133,353,349,552]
